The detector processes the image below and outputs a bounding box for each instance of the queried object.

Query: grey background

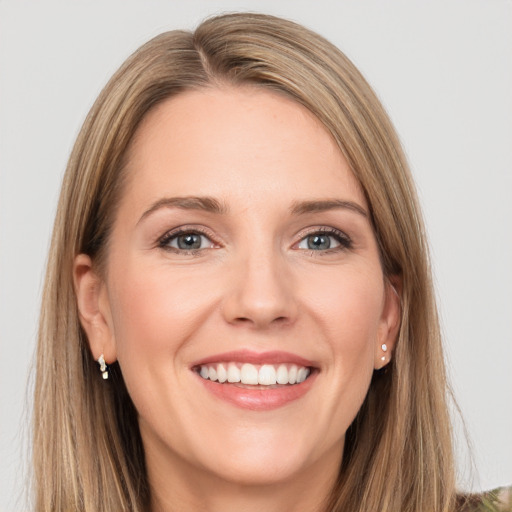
[1,1,510,510]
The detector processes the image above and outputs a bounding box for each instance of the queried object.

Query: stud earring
[98,354,109,380]
[380,343,388,362]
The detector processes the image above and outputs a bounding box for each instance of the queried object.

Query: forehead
[121,86,366,211]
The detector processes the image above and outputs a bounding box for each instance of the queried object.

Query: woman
[32,12,509,512]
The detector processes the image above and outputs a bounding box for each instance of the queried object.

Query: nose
[221,247,298,329]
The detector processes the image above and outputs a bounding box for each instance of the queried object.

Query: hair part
[34,12,457,511]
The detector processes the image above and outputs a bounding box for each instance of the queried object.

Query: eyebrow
[138,196,227,224]
[290,199,368,218]
[138,196,368,224]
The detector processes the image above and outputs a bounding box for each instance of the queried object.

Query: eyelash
[296,227,352,255]
[157,227,352,255]
[158,226,219,255]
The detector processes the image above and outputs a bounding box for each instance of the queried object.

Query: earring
[380,343,388,362]
[98,354,109,380]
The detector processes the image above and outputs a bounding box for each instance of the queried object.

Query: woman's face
[77,87,400,489]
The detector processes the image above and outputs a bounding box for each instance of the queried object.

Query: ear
[73,254,117,364]
[374,275,401,370]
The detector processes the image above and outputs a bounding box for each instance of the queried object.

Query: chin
[182,419,341,487]
[200,446,315,487]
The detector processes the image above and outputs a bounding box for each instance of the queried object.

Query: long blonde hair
[34,12,457,511]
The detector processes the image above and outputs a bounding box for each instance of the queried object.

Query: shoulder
[456,486,512,512]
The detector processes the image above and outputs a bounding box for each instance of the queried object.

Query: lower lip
[195,371,317,411]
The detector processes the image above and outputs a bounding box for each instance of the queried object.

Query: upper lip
[191,349,317,368]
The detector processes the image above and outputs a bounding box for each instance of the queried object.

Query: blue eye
[160,231,214,252]
[297,230,351,252]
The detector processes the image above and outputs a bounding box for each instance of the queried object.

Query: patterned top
[457,486,511,511]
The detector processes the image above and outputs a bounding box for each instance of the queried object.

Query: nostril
[234,317,252,323]
[231,315,290,328]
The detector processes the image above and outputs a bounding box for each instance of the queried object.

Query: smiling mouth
[192,351,318,410]
[195,362,311,386]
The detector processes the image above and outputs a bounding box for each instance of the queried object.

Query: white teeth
[208,366,217,381]
[217,363,227,383]
[227,363,241,383]
[258,364,277,385]
[240,363,259,385]
[198,362,311,386]
[276,364,289,385]
[288,365,298,385]
[297,367,308,383]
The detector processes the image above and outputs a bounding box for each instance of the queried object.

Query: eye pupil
[308,234,330,250]
[177,233,201,250]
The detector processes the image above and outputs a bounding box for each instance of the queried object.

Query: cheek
[306,264,384,344]
[107,261,219,373]
[105,260,225,425]
[305,265,383,390]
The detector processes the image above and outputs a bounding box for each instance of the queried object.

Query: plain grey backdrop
[1,1,511,510]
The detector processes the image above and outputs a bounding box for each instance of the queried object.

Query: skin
[74,86,400,512]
